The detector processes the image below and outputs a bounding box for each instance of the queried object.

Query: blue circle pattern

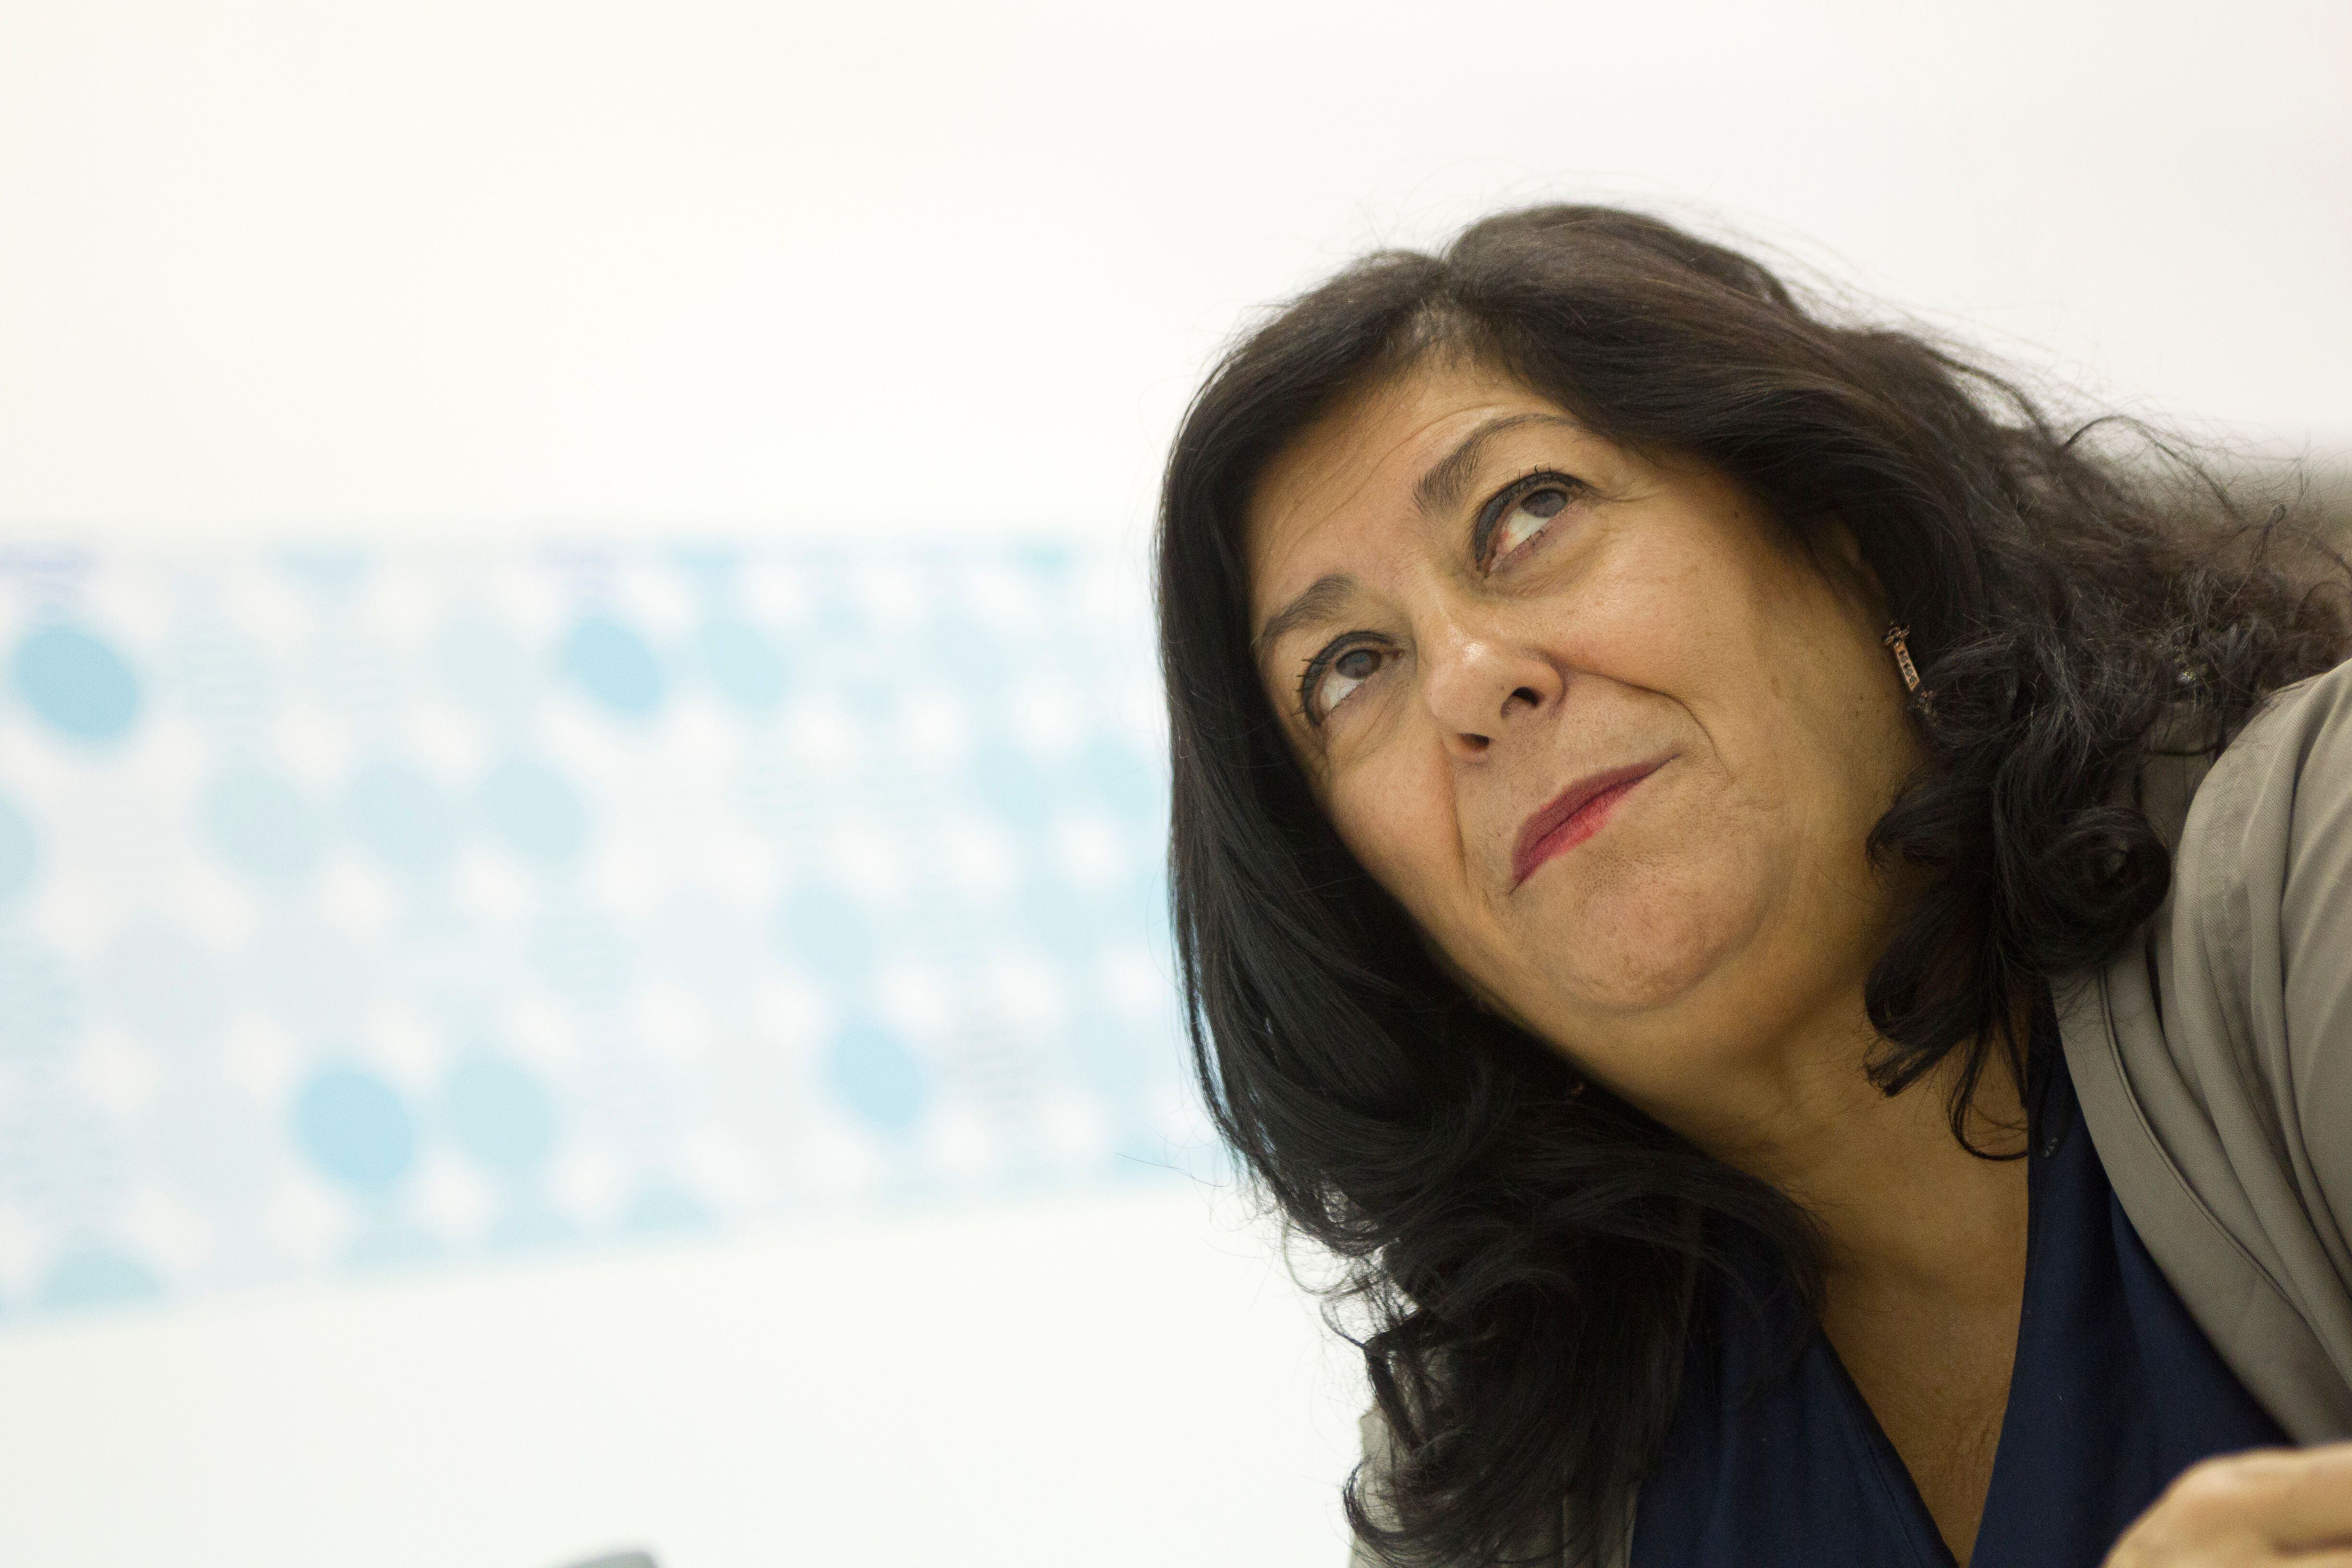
[0,550,1192,1319]
[346,763,460,876]
[39,1249,163,1310]
[478,759,588,867]
[826,1021,927,1133]
[697,618,786,713]
[11,625,140,740]
[563,617,665,717]
[293,1067,417,1198]
[445,1054,558,1177]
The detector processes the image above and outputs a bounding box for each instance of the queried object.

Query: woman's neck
[1666,998,2035,1564]
[1665,997,2032,1301]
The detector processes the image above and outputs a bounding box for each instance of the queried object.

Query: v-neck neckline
[1803,1028,2071,1568]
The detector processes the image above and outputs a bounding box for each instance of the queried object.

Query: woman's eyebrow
[1253,571,1357,663]
[1412,411,1581,518]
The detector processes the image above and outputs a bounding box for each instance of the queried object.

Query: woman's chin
[1510,854,1772,1023]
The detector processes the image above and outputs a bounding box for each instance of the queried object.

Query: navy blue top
[1629,1019,2287,1568]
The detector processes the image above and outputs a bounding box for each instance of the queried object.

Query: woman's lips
[1510,756,1673,887]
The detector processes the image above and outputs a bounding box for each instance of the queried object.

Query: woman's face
[1244,359,1924,1129]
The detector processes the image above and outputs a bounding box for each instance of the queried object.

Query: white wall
[1,4,2347,1566]
[0,1188,1362,1568]
[3,0,2347,548]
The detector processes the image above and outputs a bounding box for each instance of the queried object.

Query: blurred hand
[2107,1444,2352,1566]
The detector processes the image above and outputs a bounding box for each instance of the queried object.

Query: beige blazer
[2059,655,2352,1442]
[1350,657,2352,1566]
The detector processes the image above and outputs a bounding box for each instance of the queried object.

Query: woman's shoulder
[2174,655,2352,994]
[2186,655,2352,850]
[2064,654,2352,1443]
[2107,655,2352,1079]
[2166,653,2352,1150]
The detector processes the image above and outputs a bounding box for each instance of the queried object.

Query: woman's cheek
[1330,759,1472,925]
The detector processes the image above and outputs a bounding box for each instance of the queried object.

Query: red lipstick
[1510,756,1673,888]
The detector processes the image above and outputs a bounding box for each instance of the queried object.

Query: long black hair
[1154,205,2350,1566]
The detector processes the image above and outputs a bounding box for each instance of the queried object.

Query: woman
[1155,205,2352,1568]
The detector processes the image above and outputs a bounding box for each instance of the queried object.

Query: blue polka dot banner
[0,541,1199,1317]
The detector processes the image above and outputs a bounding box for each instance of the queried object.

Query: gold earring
[1882,624,1921,694]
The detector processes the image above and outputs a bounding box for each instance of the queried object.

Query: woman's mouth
[1510,755,1674,887]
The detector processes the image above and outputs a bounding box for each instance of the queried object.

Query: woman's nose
[1420,627,1559,760]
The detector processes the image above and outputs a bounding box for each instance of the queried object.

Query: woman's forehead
[1243,367,1597,614]
[1250,380,1536,572]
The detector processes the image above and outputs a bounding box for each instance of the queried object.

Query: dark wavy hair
[1154,205,2351,1566]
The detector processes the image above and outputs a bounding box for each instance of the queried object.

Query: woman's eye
[1484,484,1574,569]
[1309,644,1387,721]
